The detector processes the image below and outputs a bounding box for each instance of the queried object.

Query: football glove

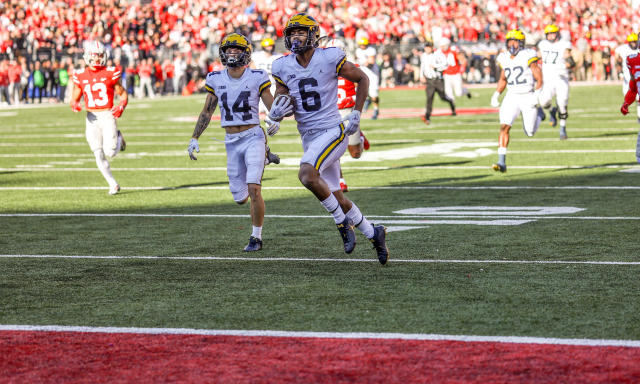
[71,101,82,112]
[490,91,500,108]
[188,138,199,160]
[265,116,280,136]
[621,103,630,115]
[268,94,293,122]
[342,110,361,136]
[111,104,125,118]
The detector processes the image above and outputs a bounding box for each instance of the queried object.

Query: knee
[298,166,317,188]
[104,148,117,158]
[558,110,568,119]
[232,187,249,204]
[247,183,262,200]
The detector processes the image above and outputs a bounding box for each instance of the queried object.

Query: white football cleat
[108,184,121,195]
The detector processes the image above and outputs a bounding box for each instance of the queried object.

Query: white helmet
[322,38,346,54]
[83,40,108,68]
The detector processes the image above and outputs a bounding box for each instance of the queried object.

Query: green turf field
[1,85,640,340]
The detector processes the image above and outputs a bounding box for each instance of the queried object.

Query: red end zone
[2,330,639,383]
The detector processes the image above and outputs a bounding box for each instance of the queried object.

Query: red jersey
[72,66,121,110]
[337,76,356,110]
[625,54,640,106]
[442,47,462,75]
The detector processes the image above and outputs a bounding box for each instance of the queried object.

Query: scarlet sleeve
[624,77,637,106]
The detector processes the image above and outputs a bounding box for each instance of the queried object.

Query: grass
[1,84,640,341]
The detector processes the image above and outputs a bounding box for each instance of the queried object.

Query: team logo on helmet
[219,33,252,67]
[505,29,525,56]
[284,13,320,54]
[83,40,108,68]
[544,24,560,41]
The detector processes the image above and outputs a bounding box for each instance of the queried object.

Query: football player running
[70,40,128,195]
[490,29,545,173]
[537,24,574,139]
[619,46,640,164]
[322,37,370,192]
[616,33,640,122]
[270,13,389,264]
[251,37,282,165]
[187,33,283,252]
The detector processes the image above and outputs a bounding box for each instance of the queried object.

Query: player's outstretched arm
[339,61,369,113]
[111,81,128,118]
[622,77,638,115]
[70,84,82,112]
[530,60,543,90]
[188,93,218,160]
[491,69,507,107]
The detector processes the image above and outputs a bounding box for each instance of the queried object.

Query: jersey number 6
[298,78,322,112]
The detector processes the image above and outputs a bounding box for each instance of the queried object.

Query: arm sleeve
[624,76,637,106]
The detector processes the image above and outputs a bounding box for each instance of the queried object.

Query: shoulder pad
[107,66,116,71]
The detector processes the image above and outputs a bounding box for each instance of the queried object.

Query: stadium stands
[0,0,637,103]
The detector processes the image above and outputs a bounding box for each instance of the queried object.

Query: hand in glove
[71,101,82,112]
[265,116,280,136]
[268,94,294,121]
[188,138,200,160]
[342,110,361,136]
[621,103,630,115]
[490,91,501,108]
[111,104,125,118]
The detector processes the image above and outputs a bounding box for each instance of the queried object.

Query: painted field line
[0,166,387,171]
[2,185,640,191]
[2,213,640,220]
[0,149,635,158]
[437,137,635,142]
[1,324,638,347]
[2,254,640,266]
[1,165,639,172]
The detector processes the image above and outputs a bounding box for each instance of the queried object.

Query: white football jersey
[252,51,282,75]
[204,68,271,128]
[538,39,572,78]
[272,47,345,131]
[618,44,639,83]
[497,48,539,94]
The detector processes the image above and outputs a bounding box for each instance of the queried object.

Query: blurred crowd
[1,0,640,105]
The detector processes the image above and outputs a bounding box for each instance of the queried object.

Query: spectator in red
[162,59,175,95]
[0,60,10,105]
[137,58,155,98]
[8,59,22,105]
[153,59,163,95]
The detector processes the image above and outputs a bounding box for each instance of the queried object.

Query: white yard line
[1,164,639,171]
[2,185,640,191]
[0,149,635,158]
[1,254,640,266]
[1,213,640,220]
[0,324,638,347]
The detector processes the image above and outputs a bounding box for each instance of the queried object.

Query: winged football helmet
[83,40,108,68]
[219,33,252,67]
[505,29,525,56]
[628,33,639,50]
[544,24,560,41]
[284,13,320,54]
